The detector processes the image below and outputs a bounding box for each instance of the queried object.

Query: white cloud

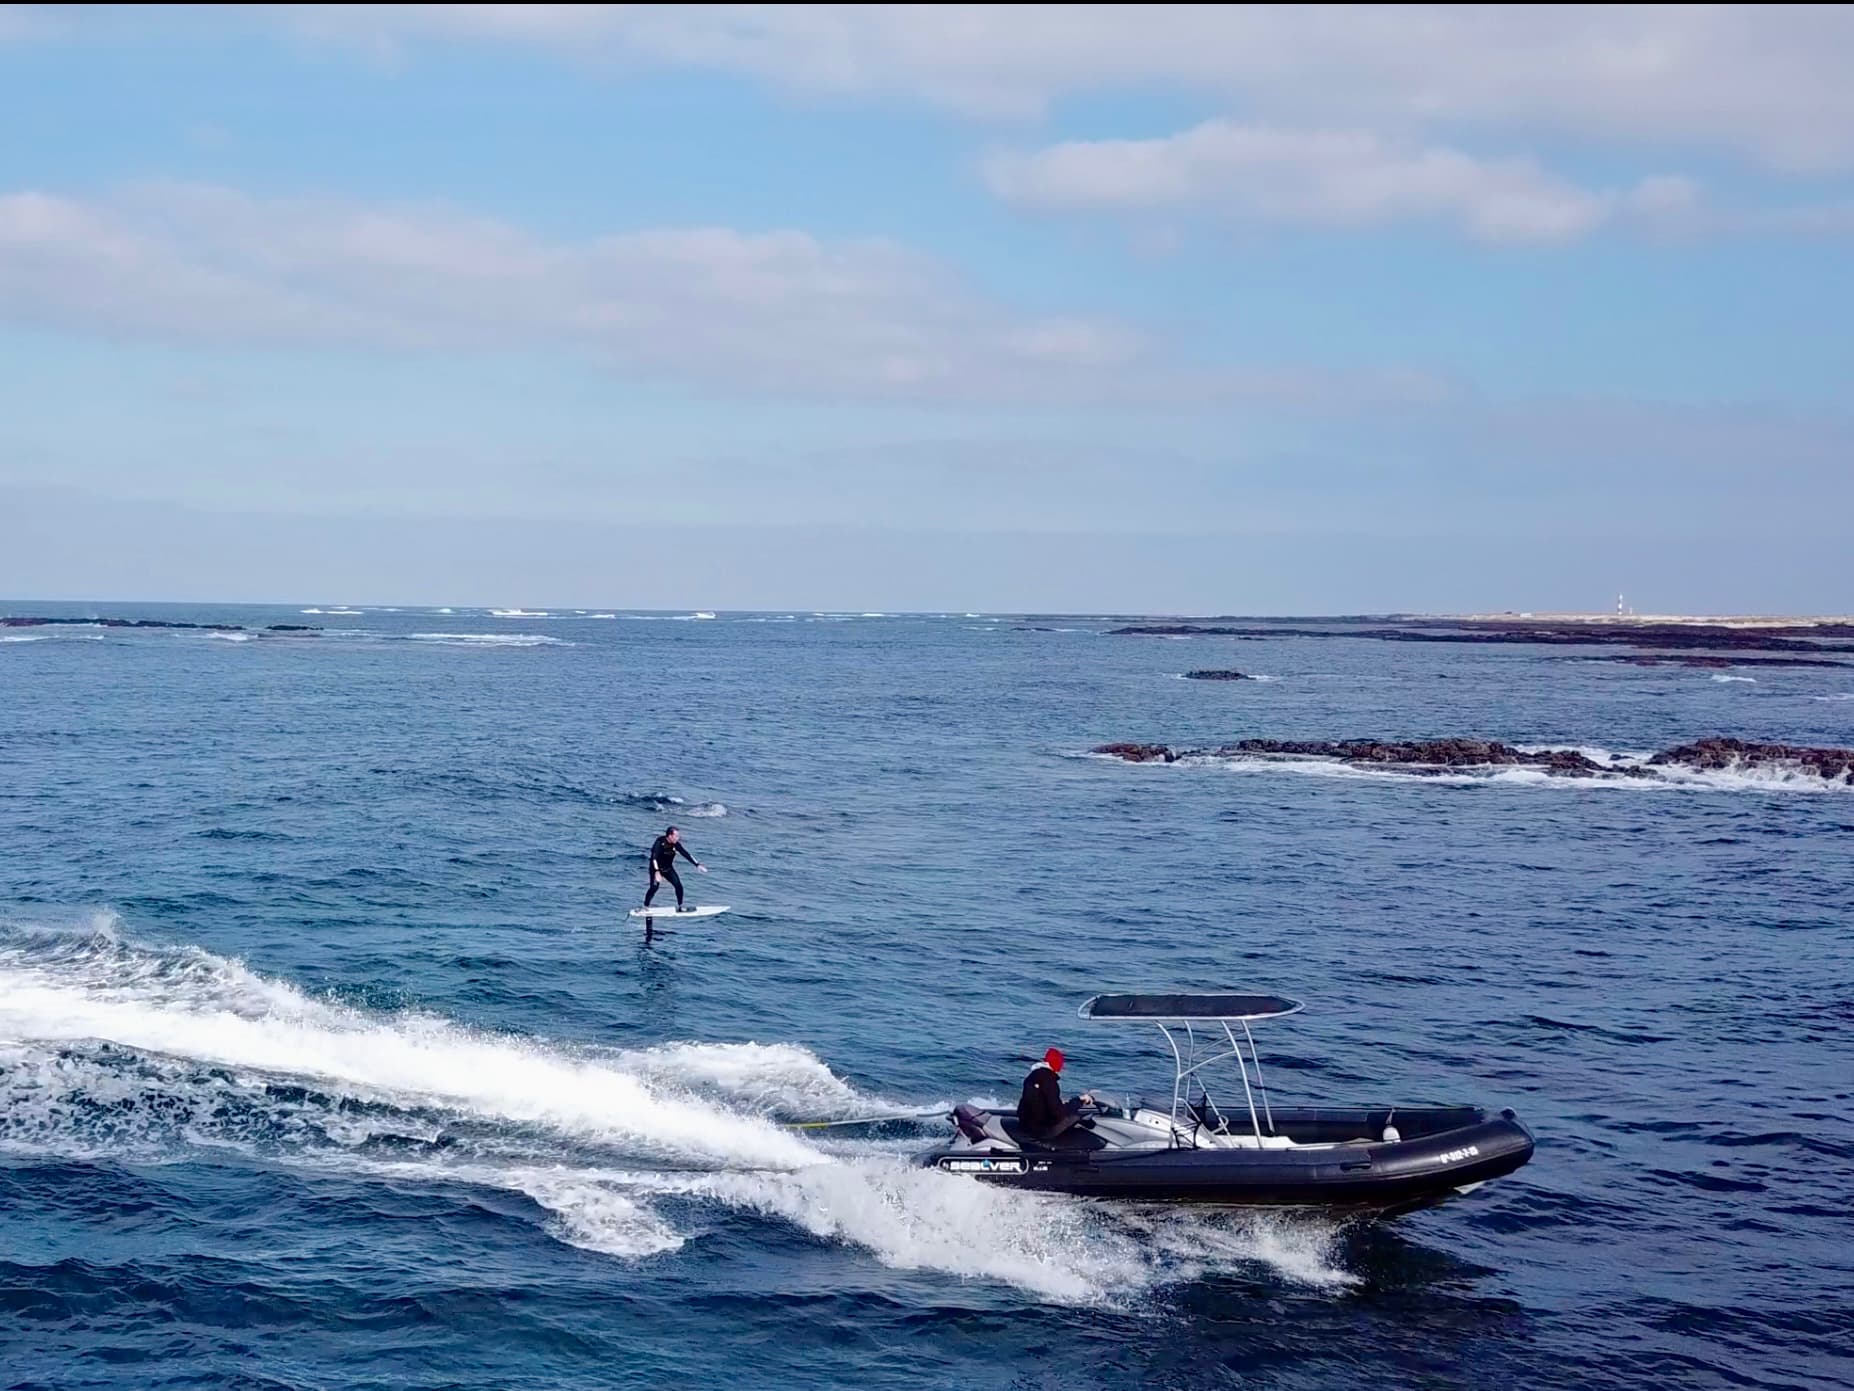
[1605,174,1854,239]
[282,5,1854,172]
[0,182,1163,401]
[0,181,1441,406]
[986,127,1854,245]
[986,122,1639,243]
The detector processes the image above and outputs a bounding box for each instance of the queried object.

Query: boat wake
[0,916,1355,1304]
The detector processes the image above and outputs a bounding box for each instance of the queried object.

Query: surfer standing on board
[646,826,705,912]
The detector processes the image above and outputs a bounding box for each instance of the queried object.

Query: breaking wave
[618,793,728,818]
[1089,746,1852,793]
[405,633,569,649]
[0,916,1354,1304]
[1208,757,1848,793]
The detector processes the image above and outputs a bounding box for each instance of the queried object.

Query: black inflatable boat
[919,992,1534,1216]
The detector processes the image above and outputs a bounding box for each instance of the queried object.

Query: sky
[1,3,1851,613]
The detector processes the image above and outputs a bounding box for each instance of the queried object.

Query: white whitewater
[0,917,1357,1304]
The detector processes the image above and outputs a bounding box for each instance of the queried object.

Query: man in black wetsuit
[1017,1048,1096,1140]
[645,826,705,911]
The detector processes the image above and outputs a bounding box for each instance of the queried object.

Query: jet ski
[919,992,1534,1216]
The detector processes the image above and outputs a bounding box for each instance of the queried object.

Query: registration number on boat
[941,1158,1028,1175]
[1432,1144,1481,1165]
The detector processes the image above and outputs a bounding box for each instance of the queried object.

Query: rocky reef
[1568,654,1848,669]
[3,615,242,632]
[1091,737,1854,783]
[1092,743,1177,763]
[1110,620,1854,656]
[2,615,321,635]
[1647,738,1853,783]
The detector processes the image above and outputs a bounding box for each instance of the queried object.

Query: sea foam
[0,918,1357,1304]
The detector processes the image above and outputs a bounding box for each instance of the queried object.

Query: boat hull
[920,1107,1534,1215]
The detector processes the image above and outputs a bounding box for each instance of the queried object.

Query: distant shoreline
[5,601,1853,629]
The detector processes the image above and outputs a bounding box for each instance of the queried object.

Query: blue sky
[2,4,1851,611]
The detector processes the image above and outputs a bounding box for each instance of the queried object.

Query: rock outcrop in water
[2,615,323,635]
[1647,739,1854,783]
[1574,654,1849,669]
[1090,737,1854,783]
[1183,670,1253,681]
[3,615,245,632]
[1092,743,1177,763]
[1109,620,1854,656]
[1115,625,1266,638]
[1226,738,1622,776]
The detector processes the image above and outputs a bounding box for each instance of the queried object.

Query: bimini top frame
[1077,992,1305,1144]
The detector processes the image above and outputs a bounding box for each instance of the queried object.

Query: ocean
[2,603,1850,1390]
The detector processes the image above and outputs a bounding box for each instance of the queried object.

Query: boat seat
[1210,1131,1300,1150]
[952,1105,1030,1150]
[999,1115,1109,1152]
[952,1104,994,1144]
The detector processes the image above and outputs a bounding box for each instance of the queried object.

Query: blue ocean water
[2,604,1851,1391]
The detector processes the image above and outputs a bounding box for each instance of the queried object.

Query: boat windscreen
[1078,992,1303,1022]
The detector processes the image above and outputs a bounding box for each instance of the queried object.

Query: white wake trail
[0,920,1360,1303]
[0,927,816,1170]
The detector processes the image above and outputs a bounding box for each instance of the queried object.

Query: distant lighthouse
[1617,593,1626,617]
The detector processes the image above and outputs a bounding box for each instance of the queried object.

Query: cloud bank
[0,183,1154,401]
[0,182,1462,406]
[284,5,1854,171]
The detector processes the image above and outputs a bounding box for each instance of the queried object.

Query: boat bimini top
[1078,992,1304,1149]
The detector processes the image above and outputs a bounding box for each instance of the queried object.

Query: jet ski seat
[1000,1116,1108,1151]
[952,1104,996,1145]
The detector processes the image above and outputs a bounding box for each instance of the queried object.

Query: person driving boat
[1017,1048,1097,1139]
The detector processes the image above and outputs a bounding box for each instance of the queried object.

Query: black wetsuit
[1017,1063,1082,1140]
[645,835,698,908]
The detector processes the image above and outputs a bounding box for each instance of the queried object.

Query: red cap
[1044,1047,1065,1072]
